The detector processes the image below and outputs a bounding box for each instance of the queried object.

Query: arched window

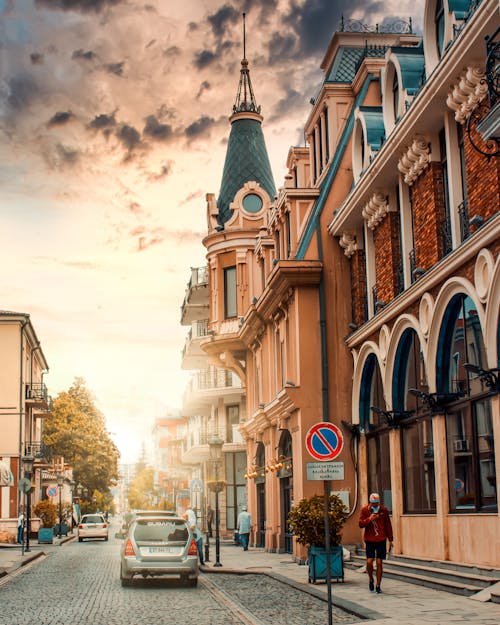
[393,329,436,513]
[360,354,392,511]
[437,294,497,513]
[278,430,293,553]
[392,69,400,122]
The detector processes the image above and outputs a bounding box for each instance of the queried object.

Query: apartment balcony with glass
[182,367,244,416]
[181,319,211,370]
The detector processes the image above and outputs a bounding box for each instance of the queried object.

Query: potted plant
[288,493,347,583]
[34,500,57,543]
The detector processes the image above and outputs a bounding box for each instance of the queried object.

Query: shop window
[225,451,247,529]
[393,328,436,513]
[360,353,392,511]
[437,293,497,513]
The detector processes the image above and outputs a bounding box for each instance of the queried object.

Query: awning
[0,460,14,487]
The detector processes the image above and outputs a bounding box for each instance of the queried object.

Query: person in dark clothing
[358,492,393,594]
[206,505,214,538]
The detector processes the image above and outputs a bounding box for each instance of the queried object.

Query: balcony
[181,427,244,465]
[181,319,210,370]
[183,368,244,416]
[180,266,209,326]
[24,442,52,464]
[25,383,50,409]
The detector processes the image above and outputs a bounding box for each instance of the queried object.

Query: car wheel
[78,537,82,542]
[120,577,132,587]
[188,577,198,587]
[104,536,108,541]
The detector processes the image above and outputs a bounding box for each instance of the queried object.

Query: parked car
[78,513,109,542]
[120,515,198,586]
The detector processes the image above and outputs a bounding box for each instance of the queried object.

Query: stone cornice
[396,136,431,185]
[362,191,390,229]
[339,232,358,257]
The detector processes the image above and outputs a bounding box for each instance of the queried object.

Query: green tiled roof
[327,46,387,83]
[217,117,276,224]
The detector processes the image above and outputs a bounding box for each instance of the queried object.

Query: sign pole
[324,479,333,625]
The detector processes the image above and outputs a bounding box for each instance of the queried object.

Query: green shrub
[33,500,58,528]
[288,494,346,548]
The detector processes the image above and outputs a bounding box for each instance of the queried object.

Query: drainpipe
[18,316,30,515]
[316,223,329,423]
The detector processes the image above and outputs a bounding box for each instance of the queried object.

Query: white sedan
[78,513,109,542]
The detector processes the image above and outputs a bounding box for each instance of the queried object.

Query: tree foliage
[43,378,120,499]
[33,500,58,528]
[127,467,161,510]
[288,494,347,547]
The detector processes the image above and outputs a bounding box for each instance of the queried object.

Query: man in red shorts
[359,492,393,593]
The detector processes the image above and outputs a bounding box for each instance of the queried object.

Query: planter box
[308,545,344,583]
[38,527,54,544]
[54,523,68,536]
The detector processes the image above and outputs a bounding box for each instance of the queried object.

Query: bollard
[204,532,210,562]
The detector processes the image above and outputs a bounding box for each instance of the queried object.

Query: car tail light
[188,539,198,556]
[124,539,135,557]
[103,524,107,528]
[78,524,83,529]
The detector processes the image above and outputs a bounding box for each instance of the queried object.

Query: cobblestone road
[0,538,360,625]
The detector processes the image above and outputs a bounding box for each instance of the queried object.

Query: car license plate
[148,546,174,553]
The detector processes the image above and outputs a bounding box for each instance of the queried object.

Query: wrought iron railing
[24,442,52,461]
[441,215,453,257]
[458,199,470,242]
[25,383,48,402]
[396,260,405,296]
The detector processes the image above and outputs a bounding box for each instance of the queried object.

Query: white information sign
[306,462,344,481]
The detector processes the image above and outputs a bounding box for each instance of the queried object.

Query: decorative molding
[339,232,358,257]
[362,192,389,229]
[397,136,431,185]
[446,66,488,124]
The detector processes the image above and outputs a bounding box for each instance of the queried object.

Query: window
[435,0,445,58]
[225,452,247,529]
[392,69,400,122]
[439,128,452,256]
[457,123,470,242]
[360,354,392,511]
[437,294,497,513]
[224,266,237,318]
[226,405,239,443]
[393,329,436,513]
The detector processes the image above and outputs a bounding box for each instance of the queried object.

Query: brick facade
[373,211,402,304]
[350,249,368,327]
[411,163,447,271]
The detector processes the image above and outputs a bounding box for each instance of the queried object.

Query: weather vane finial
[243,12,246,60]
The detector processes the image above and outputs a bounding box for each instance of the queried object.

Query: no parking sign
[46,484,58,498]
[305,422,344,461]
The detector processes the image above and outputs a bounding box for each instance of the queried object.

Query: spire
[216,13,276,225]
[233,13,261,116]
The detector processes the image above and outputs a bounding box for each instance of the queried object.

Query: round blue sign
[305,423,344,461]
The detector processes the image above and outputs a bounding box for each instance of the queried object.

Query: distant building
[0,311,52,534]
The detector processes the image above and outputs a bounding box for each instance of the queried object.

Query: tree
[43,378,120,499]
[127,467,160,510]
[288,494,347,548]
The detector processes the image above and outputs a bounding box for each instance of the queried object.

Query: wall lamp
[341,420,361,438]
[408,388,463,414]
[370,407,413,428]
[464,363,500,393]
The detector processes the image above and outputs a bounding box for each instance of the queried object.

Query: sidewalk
[0,533,74,579]
[202,543,500,625]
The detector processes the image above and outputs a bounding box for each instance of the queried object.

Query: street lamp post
[208,436,224,568]
[69,480,75,533]
[22,455,34,553]
[57,474,63,539]
[92,496,97,512]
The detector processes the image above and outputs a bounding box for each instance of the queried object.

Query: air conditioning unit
[454,439,470,452]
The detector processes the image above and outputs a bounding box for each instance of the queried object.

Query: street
[0,530,359,625]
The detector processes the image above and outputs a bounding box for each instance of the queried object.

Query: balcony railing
[190,369,242,392]
[441,215,453,257]
[458,199,470,242]
[24,442,52,461]
[25,383,48,402]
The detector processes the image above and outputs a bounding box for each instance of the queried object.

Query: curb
[200,565,382,621]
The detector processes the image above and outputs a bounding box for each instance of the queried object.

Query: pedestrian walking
[17,507,24,545]
[184,505,204,565]
[358,492,393,594]
[237,505,252,551]
[206,504,214,538]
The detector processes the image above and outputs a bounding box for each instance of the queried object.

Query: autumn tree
[43,378,119,503]
[127,467,160,510]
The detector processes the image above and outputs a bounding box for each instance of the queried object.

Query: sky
[0,0,423,463]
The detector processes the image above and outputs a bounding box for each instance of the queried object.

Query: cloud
[194,49,217,70]
[196,80,211,100]
[104,61,125,76]
[185,115,217,140]
[30,53,44,65]
[44,143,80,169]
[116,123,141,151]
[35,0,122,13]
[3,74,41,113]
[179,190,203,206]
[72,49,97,61]
[89,112,117,130]
[143,115,173,141]
[48,110,75,126]
[32,256,100,271]
[147,163,172,182]
[207,4,240,38]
